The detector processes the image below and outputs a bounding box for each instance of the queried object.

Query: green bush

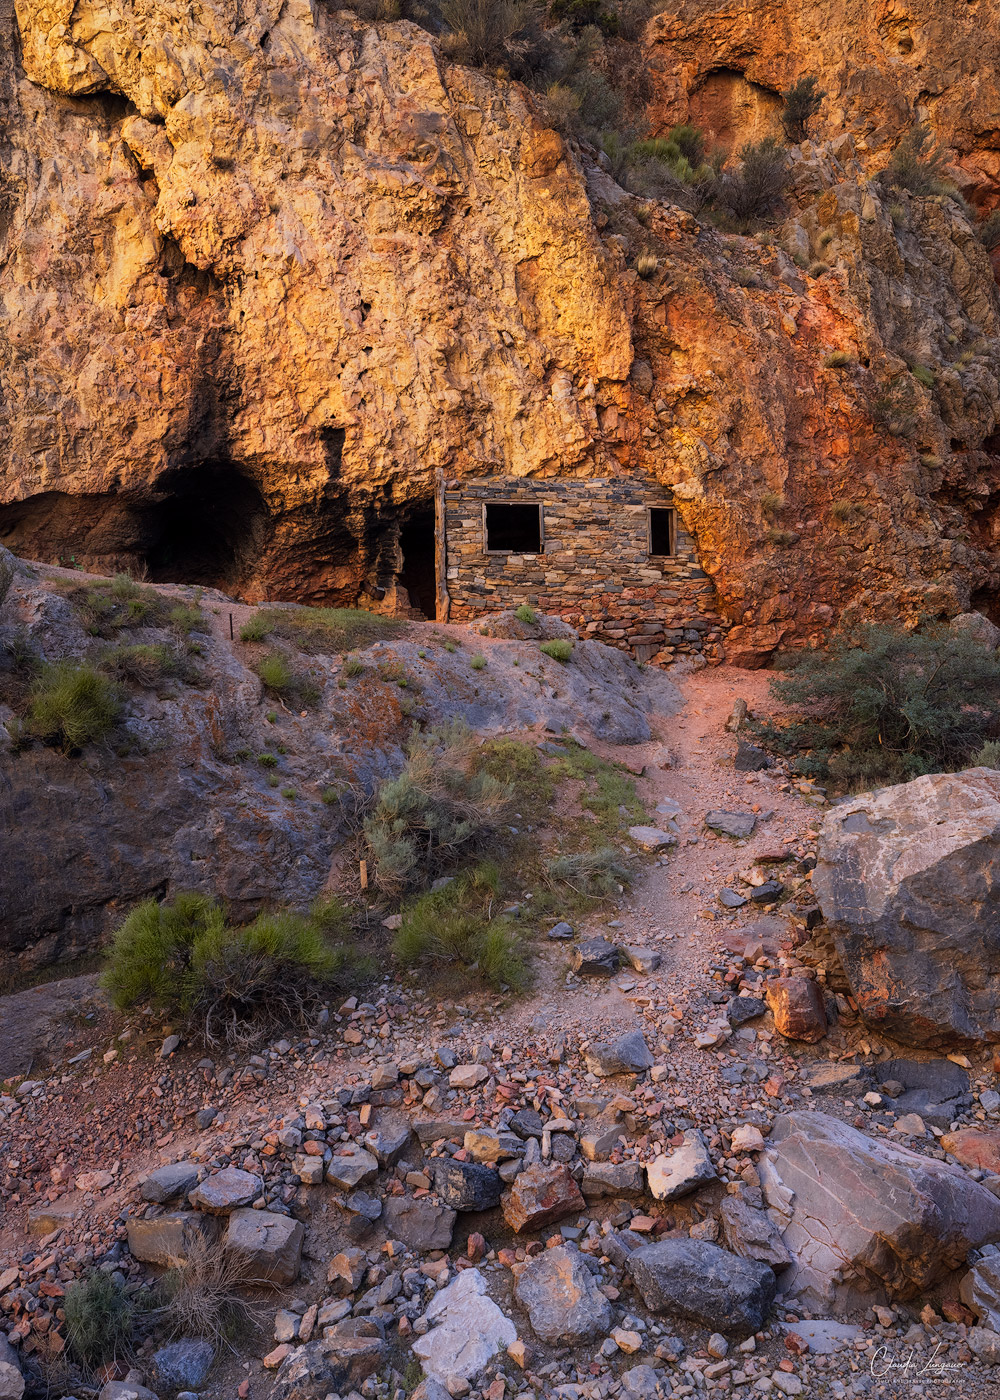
[394,865,529,992]
[364,722,513,895]
[105,642,184,688]
[240,612,270,643]
[781,76,825,142]
[711,138,790,228]
[970,739,1000,770]
[103,892,370,1047]
[540,638,574,662]
[823,350,855,369]
[240,606,404,654]
[28,661,121,753]
[440,0,557,81]
[65,1271,136,1367]
[255,650,293,693]
[342,657,365,677]
[882,124,955,198]
[514,604,538,624]
[752,624,1000,789]
[469,653,487,670]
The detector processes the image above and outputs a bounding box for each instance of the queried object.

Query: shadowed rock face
[813,769,1000,1047]
[2,0,1000,657]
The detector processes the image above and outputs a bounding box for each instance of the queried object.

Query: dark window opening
[648,506,676,556]
[485,502,542,553]
[398,506,438,619]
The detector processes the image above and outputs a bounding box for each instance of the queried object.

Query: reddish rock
[766,978,827,1043]
[502,1163,585,1234]
[940,1129,1000,1174]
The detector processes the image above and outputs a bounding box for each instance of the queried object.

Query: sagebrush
[394,863,529,992]
[103,892,371,1047]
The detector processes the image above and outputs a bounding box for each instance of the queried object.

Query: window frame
[482,499,545,556]
[647,505,677,558]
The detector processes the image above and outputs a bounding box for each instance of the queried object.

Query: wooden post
[434,468,451,623]
[359,859,369,891]
[229,612,234,640]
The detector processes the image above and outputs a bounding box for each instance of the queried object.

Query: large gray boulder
[513,1245,611,1344]
[270,1327,387,1400]
[627,1238,776,1336]
[0,1337,24,1400]
[126,1211,218,1266]
[813,770,1000,1046]
[224,1209,304,1285]
[758,1111,1000,1311]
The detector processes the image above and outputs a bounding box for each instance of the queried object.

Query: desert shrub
[241,606,404,655]
[167,603,206,634]
[909,362,936,388]
[635,251,659,278]
[364,721,514,895]
[823,350,855,369]
[882,124,955,197]
[440,0,558,80]
[394,864,529,992]
[583,766,643,825]
[469,653,487,670]
[0,548,13,609]
[154,1238,256,1342]
[752,624,1000,789]
[255,650,293,693]
[71,574,168,636]
[760,489,785,517]
[978,210,1000,251]
[540,638,573,661]
[103,892,369,1047]
[765,528,798,547]
[514,604,538,624]
[480,736,555,803]
[971,739,1000,770]
[64,1271,136,1368]
[870,379,920,437]
[711,138,790,228]
[105,643,185,688]
[28,661,121,753]
[781,76,825,142]
[547,845,630,895]
[342,657,366,677]
[829,499,864,523]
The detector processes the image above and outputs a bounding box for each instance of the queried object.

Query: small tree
[712,138,790,228]
[781,76,825,142]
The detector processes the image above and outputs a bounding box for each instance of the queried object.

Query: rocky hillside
[1,0,999,662]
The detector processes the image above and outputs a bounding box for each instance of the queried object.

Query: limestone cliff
[1,0,999,663]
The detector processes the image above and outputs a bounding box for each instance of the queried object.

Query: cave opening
[143,464,268,589]
[397,504,438,619]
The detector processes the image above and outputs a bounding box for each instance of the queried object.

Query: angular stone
[513,1245,611,1344]
[547,921,574,939]
[749,880,784,904]
[326,1145,379,1190]
[621,1365,661,1398]
[363,1114,413,1167]
[99,1384,158,1400]
[141,1161,201,1204]
[941,1128,1000,1173]
[628,1239,777,1336]
[758,1110,1000,1308]
[706,810,757,839]
[580,1121,621,1162]
[188,1166,261,1214]
[960,1252,1000,1329]
[382,1196,456,1252]
[720,1196,792,1271]
[27,1203,78,1235]
[766,977,827,1043]
[735,741,771,772]
[151,1340,214,1390]
[951,611,1000,649]
[623,946,661,974]
[269,1333,387,1400]
[628,825,677,851]
[727,995,766,1027]
[503,1162,585,1233]
[431,1159,502,1211]
[510,1109,545,1140]
[730,1124,765,1153]
[719,888,747,909]
[581,1161,645,1197]
[646,1129,717,1201]
[571,938,620,975]
[799,1062,870,1095]
[224,1208,304,1285]
[411,1268,516,1386]
[969,1326,1000,1365]
[414,1118,469,1145]
[814,770,1000,1046]
[584,1029,653,1077]
[127,1211,219,1266]
[449,1064,489,1089]
[0,1338,23,1400]
[464,1128,524,1163]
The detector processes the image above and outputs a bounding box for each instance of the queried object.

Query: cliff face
[1,0,999,663]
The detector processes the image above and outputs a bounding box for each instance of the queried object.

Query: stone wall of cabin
[442,475,724,664]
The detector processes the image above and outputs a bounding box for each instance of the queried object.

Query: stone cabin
[433,472,723,665]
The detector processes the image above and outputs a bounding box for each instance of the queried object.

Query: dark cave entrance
[143,465,268,588]
[397,505,438,619]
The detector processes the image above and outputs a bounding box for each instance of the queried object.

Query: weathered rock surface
[270,1333,387,1400]
[223,1208,304,1285]
[765,977,827,1043]
[584,1030,654,1077]
[151,1340,214,1390]
[126,1211,218,1266]
[720,1195,793,1271]
[381,1197,456,1252]
[942,1128,1000,1174]
[503,1163,585,1233]
[513,1245,612,1345]
[758,1111,1000,1308]
[411,1268,516,1386]
[646,1130,717,1200]
[326,1146,380,1191]
[431,1159,501,1212]
[0,1338,23,1400]
[140,1161,201,1204]
[188,1166,261,1214]
[814,771,1000,1046]
[627,1239,777,1336]
[961,1248,1000,1330]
